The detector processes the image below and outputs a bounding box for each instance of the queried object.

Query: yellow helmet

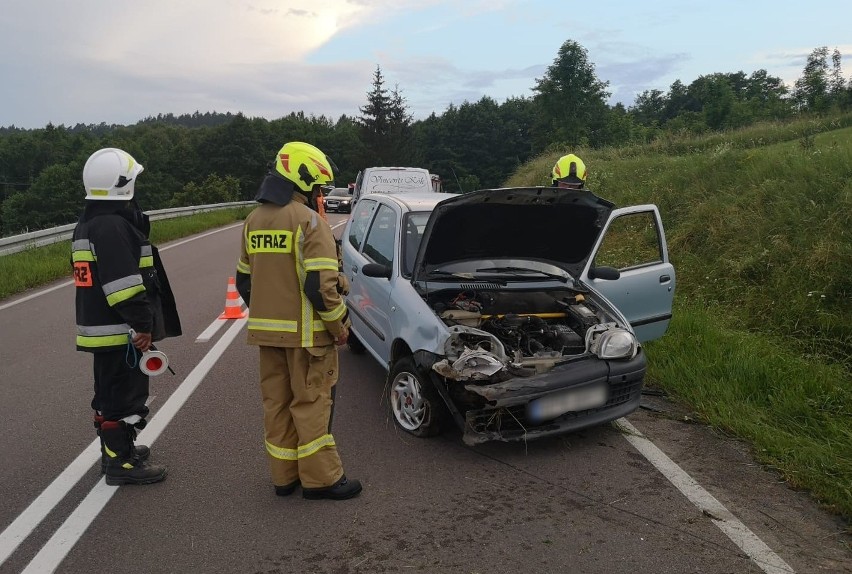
[273,141,335,193]
[551,154,587,188]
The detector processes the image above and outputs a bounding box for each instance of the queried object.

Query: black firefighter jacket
[72,201,181,353]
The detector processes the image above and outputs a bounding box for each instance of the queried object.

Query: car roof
[369,192,457,212]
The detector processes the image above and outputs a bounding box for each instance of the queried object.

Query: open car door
[581,205,675,343]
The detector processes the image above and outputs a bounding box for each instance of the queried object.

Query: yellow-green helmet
[551,154,587,188]
[273,141,335,193]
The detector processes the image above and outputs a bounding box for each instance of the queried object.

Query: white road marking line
[159,223,242,251]
[21,316,247,574]
[616,418,795,574]
[0,393,166,563]
[195,317,229,343]
[0,223,246,566]
[0,312,244,571]
[0,440,101,565]
[0,222,243,312]
[0,281,70,311]
[196,297,245,342]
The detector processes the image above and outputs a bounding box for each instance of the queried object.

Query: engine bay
[428,288,622,381]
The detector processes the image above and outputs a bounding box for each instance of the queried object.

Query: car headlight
[586,326,638,359]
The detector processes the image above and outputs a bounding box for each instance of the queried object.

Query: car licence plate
[526,383,608,424]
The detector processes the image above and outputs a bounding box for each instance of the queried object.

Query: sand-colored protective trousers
[258,345,344,489]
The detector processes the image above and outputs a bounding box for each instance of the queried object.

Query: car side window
[362,204,398,268]
[348,199,378,250]
[595,211,663,270]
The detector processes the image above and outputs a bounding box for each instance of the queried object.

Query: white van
[352,167,432,203]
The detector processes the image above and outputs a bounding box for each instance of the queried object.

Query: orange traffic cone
[219,276,247,319]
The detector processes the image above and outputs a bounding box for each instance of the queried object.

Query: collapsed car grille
[467,377,643,435]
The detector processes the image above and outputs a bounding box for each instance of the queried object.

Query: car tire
[387,356,444,438]
[347,332,367,355]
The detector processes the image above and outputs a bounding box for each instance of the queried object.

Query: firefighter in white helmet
[235,142,361,500]
[73,147,182,485]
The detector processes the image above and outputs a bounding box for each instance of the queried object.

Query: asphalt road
[0,213,849,574]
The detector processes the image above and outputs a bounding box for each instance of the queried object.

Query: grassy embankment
[507,114,851,523]
[0,208,252,300]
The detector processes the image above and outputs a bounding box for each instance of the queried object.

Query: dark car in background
[323,187,353,213]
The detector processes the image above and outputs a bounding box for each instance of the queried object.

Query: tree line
[1,41,849,236]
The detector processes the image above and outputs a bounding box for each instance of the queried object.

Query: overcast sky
[1,0,850,129]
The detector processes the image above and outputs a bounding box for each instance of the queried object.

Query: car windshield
[329,189,349,197]
[427,258,572,283]
[474,265,569,283]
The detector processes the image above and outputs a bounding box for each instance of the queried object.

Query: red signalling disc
[139,350,169,376]
[145,357,163,371]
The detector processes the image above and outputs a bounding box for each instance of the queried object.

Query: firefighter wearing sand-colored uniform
[236,142,362,501]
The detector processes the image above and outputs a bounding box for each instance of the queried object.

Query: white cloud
[2,1,851,128]
[83,2,364,75]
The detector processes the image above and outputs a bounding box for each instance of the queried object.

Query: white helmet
[83,148,144,200]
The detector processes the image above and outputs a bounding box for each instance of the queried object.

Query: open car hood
[413,187,614,281]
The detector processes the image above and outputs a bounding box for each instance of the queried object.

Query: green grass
[0,207,251,300]
[508,113,852,368]
[507,113,852,523]
[646,301,851,519]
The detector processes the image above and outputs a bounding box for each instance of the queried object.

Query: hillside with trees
[1,41,849,237]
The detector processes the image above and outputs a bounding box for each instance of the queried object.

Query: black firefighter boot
[99,420,167,486]
[302,475,362,500]
[95,415,150,473]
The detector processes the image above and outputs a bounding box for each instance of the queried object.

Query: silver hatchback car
[341,188,675,445]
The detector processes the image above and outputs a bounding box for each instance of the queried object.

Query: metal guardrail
[0,201,255,256]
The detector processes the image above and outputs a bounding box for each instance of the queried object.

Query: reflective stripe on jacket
[238,194,348,348]
[72,202,180,352]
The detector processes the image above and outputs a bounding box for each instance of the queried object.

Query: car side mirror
[361,262,392,279]
[588,266,620,280]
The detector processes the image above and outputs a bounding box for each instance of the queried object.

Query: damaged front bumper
[421,350,647,445]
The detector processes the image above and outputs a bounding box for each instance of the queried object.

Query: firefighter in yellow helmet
[551,153,587,189]
[235,142,361,500]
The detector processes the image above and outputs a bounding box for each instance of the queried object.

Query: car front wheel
[388,356,443,437]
